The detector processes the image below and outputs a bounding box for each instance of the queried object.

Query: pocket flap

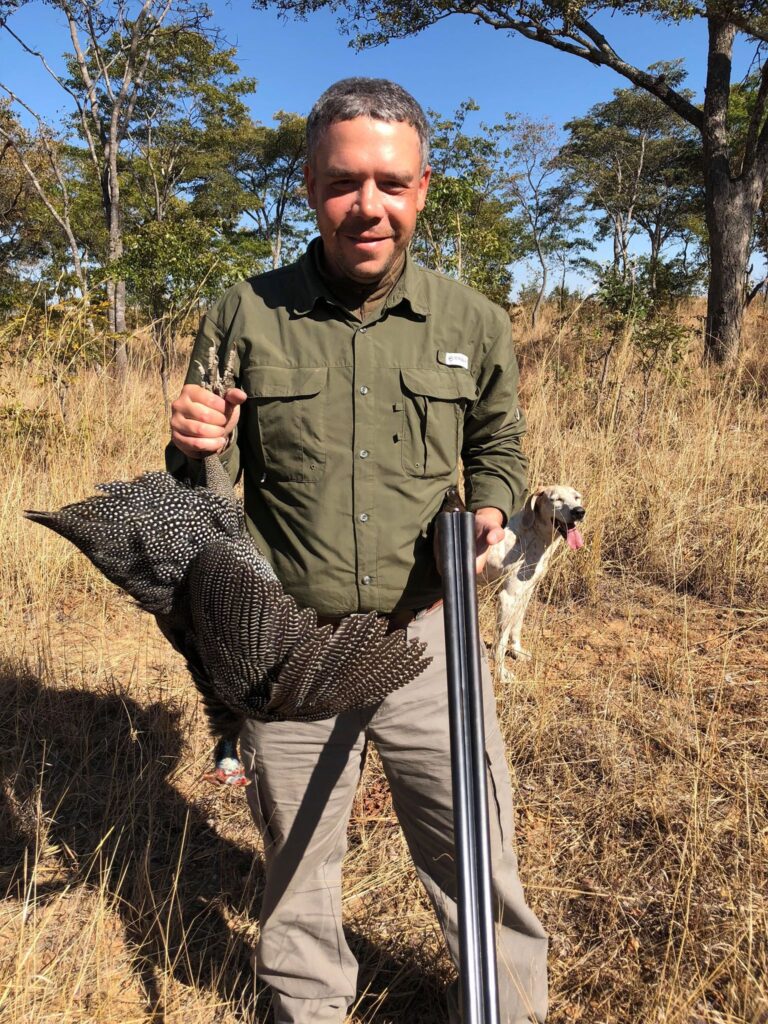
[243,365,328,398]
[400,367,477,401]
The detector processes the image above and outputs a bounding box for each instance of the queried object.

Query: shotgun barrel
[439,488,500,1024]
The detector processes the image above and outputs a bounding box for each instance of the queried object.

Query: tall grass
[1,302,766,1022]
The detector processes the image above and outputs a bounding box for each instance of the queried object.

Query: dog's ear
[521,491,539,530]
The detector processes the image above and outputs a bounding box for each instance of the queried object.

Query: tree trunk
[648,224,662,299]
[701,18,765,364]
[531,257,547,327]
[102,160,128,377]
[704,176,752,363]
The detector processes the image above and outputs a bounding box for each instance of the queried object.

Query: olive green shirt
[166,239,527,616]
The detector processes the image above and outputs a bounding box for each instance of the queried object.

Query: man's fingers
[172,432,234,457]
[485,526,505,546]
[223,387,248,405]
[223,389,247,432]
[169,382,248,459]
[175,409,230,438]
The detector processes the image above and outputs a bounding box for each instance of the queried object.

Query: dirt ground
[3,566,766,1023]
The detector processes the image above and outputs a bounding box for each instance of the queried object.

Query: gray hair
[307,77,430,172]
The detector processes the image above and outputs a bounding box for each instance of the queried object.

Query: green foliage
[115,210,269,316]
[558,64,705,290]
[224,110,309,267]
[0,104,70,311]
[595,262,693,381]
[411,102,524,304]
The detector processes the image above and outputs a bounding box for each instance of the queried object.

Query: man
[168,78,548,1024]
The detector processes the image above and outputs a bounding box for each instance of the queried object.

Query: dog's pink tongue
[567,525,584,551]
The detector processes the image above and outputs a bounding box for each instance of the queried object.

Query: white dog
[483,485,585,678]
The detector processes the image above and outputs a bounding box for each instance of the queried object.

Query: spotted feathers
[25,471,431,725]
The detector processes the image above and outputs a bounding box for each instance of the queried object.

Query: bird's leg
[193,338,237,398]
[193,340,240,502]
[194,339,248,785]
[203,736,249,787]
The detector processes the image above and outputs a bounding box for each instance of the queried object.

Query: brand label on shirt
[441,351,469,369]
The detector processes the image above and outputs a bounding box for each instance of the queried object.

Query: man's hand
[433,504,506,576]
[474,507,505,574]
[170,383,247,460]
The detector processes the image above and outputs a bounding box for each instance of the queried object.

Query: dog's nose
[571,507,586,521]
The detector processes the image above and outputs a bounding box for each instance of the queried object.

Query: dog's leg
[509,593,534,661]
[495,589,527,681]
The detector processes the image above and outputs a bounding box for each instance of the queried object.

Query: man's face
[305,117,431,283]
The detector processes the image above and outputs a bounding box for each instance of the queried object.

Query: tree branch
[469,4,705,129]
[743,59,768,174]
[0,116,85,284]
[745,273,768,305]
[65,6,107,154]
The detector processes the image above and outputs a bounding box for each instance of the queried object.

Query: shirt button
[359,449,369,459]
[359,385,369,395]
[361,575,372,585]
[359,512,369,522]
[359,326,367,334]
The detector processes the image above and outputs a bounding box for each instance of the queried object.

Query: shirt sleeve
[461,313,528,524]
[164,302,242,487]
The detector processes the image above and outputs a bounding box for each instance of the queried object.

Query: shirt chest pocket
[242,366,328,483]
[399,368,478,478]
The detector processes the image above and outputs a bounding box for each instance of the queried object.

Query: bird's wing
[186,540,431,720]
[267,613,430,719]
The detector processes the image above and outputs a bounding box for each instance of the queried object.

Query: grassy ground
[1,300,766,1023]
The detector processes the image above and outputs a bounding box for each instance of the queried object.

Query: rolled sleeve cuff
[466,478,516,525]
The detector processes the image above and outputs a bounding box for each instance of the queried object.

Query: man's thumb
[224,387,248,406]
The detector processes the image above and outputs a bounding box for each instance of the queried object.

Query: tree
[411,102,523,304]
[730,70,768,304]
[1,0,216,374]
[0,104,54,310]
[558,64,705,297]
[503,115,586,324]
[256,0,768,363]
[123,28,257,227]
[117,207,265,405]
[227,110,308,269]
[0,94,90,297]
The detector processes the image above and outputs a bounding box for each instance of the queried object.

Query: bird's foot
[203,756,249,787]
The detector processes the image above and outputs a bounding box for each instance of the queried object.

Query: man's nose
[354,181,383,218]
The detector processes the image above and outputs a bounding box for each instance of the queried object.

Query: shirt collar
[292,237,430,318]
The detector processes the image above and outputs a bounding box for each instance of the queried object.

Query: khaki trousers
[239,605,548,1023]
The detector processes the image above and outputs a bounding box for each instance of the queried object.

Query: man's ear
[520,491,539,530]
[416,164,431,212]
[304,163,317,210]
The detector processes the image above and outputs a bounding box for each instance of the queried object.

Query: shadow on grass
[0,659,448,1023]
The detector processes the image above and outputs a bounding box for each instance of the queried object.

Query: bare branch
[84,3,117,105]
[2,21,80,101]
[0,116,85,284]
[461,4,707,131]
[65,7,107,151]
[745,273,768,305]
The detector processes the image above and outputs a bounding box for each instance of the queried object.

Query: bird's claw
[203,758,249,787]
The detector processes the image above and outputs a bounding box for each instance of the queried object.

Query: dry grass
[1,301,766,1023]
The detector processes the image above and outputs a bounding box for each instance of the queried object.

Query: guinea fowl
[25,344,432,785]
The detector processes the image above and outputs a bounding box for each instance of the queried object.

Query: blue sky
[0,1,761,291]
[3,1,759,129]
